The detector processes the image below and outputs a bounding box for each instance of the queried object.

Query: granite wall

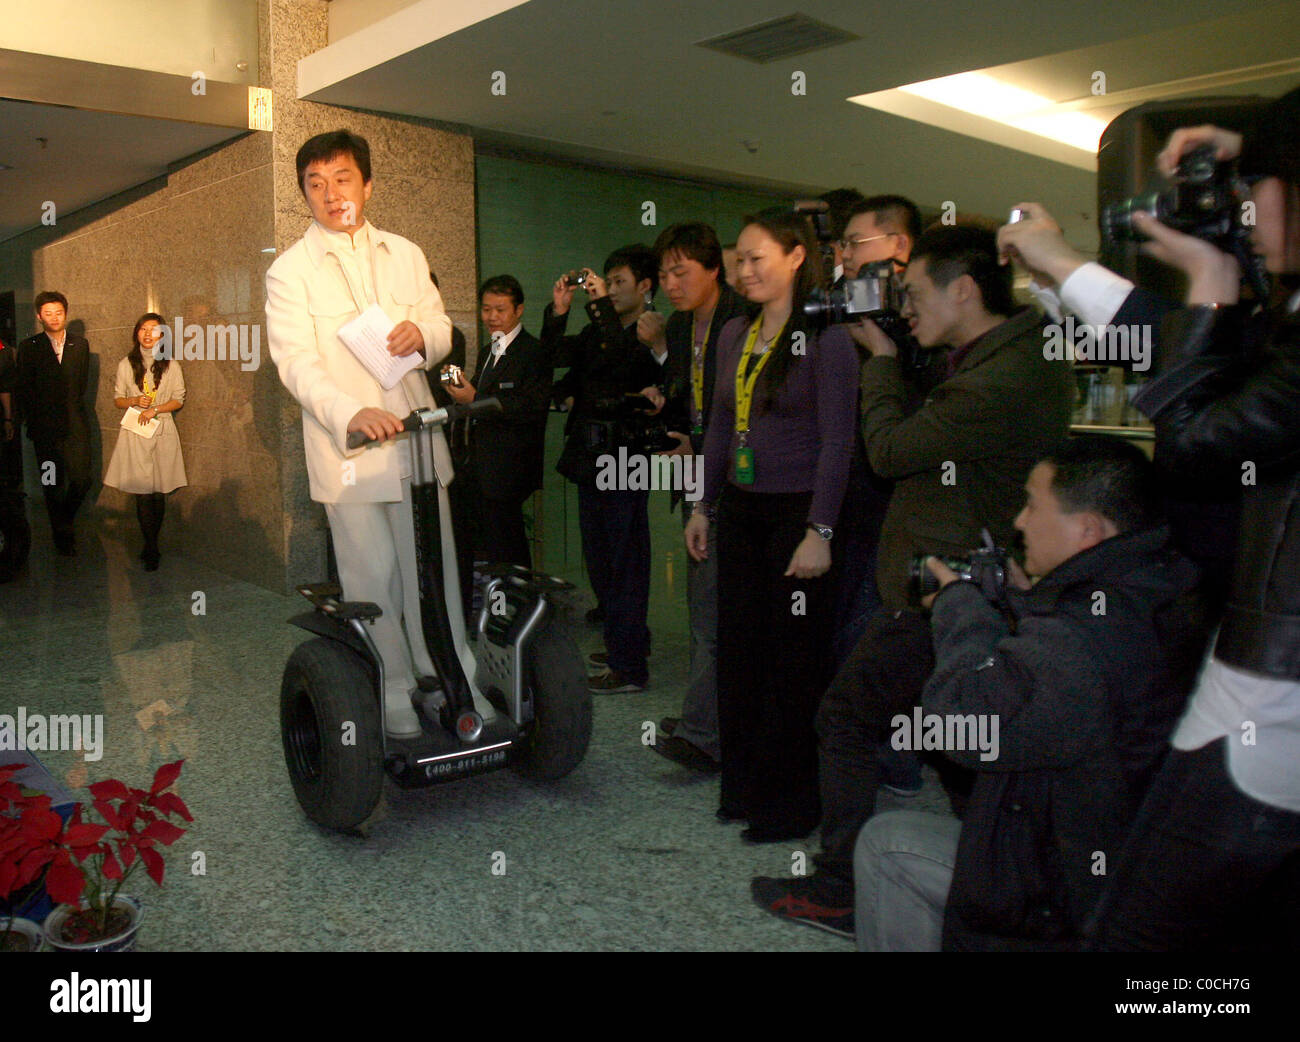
[0,0,477,593]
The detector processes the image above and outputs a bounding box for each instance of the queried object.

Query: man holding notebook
[266,129,453,738]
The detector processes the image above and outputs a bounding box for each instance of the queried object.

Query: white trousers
[324,479,437,704]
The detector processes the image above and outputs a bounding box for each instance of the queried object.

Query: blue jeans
[1085,738,1300,951]
[577,484,650,685]
[854,810,960,952]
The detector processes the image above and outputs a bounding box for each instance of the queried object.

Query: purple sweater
[701,317,858,527]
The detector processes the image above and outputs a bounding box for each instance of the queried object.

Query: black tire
[0,492,30,584]
[280,637,385,831]
[514,620,592,780]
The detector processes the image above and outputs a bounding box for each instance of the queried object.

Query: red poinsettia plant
[0,759,192,942]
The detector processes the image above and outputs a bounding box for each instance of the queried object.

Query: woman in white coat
[104,313,187,570]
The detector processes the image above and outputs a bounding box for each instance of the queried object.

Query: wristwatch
[808,523,833,541]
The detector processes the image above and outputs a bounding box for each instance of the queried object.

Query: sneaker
[588,650,608,666]
[751,876,855,940]
[587,669,644,694]
[650,735,720,773]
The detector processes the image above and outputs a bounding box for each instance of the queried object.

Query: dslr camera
[805,261,930,377]
[1101,144,1249,250]
[909,545,1011,606]
[804,260,905,329]
[1101,143,1268,300]
[584,393,677,456]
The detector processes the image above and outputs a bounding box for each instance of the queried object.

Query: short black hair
[1044,435,1160,534]
[295,130,372,194]
[818,187,867,241]
[910,225,1014,317]
[653,223,723,283]
[479,274,524,307]
[852,194,923,245]
[34,291,68,313]
[604,244,658,295]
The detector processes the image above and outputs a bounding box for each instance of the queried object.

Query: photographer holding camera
[852,435,1201,950]
[753,225,1075,935]
[642,222,751,773]
[544,245,663,693]
[1074,89,1300,951]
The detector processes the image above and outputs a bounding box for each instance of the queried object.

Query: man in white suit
[267,129,453,738]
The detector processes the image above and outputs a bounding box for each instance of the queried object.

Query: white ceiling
[304,0,1300,249]
[0,99,243,243]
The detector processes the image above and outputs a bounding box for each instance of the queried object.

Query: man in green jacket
[753,225,1075,937]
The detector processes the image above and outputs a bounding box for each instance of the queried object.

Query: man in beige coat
[266,129,453,738]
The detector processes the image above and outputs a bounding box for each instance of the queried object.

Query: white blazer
[266,220,452,503]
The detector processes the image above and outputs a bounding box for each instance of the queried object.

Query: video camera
[584,393,677,456]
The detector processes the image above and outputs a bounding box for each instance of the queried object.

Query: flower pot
[43,896,144,952]
[1,916,44,952]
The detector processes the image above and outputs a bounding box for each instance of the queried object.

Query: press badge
[735,445,755,484]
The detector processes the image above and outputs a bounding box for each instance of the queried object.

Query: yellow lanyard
[143,371,156,403]
[734,317,782,438]
[690,310,714,432]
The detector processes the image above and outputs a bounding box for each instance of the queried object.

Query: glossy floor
[0,501,948,952]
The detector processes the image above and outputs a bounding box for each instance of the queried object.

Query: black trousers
[34,438,90,549]
[716,486,834,834]
[1085,738,1300,951]
[135,492,165,560]
[814,607,936,884]
[450,464,532,624]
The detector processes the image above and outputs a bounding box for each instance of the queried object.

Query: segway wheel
[280,637,384,831]
[0,492,31,584]
[514,621,592,780]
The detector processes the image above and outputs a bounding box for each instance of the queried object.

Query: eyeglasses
[838,232,896,252]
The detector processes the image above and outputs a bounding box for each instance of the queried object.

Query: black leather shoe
[658,717,680,736]
[716,807,746,824]
[651,735,720,773]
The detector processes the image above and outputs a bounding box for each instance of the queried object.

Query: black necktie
[480,347,500,387]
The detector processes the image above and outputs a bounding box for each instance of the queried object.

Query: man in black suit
[443,275,551,613]
[639,222,750,770]
[15,291,92,555]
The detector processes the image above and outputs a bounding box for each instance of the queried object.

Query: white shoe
[384,695,422,739]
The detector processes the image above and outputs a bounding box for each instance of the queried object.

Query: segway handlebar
[346,397,503,449]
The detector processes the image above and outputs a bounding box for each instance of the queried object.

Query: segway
[279,398,592,832]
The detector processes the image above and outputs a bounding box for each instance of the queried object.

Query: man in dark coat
[443,274,551,614]
[640,223,750,772]
[15,291,92,555]
[544,245,662,693]
[853,435,1205,950]
[752,226,1076,936]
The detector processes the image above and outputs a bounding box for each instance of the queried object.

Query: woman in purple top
[685,210,858,842]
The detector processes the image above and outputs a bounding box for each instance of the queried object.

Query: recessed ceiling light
[849,70,1109,166]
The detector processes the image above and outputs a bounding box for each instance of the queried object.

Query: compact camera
[563,269,589,288]
[440,365,465,387]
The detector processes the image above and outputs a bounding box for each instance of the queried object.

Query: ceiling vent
[696,14,860,64]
